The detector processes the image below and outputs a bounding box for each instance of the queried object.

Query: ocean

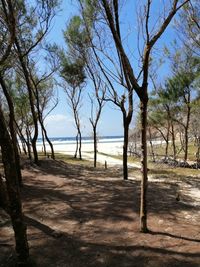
[37,136,124,145]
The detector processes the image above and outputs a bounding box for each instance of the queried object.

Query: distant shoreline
[37,135,124,145]
[36,136,124,156]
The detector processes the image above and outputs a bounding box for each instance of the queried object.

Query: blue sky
[42,0,179,138]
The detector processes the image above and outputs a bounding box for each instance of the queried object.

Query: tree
[61,16,87,159]
[28,60,57,160]
[13,72,34,160]
[148,89,178,161]
[175,0,200,55]
[4,0,59,164]
[88,69,106,167]
[61,58,86,159]
[0,1,30,264]
[165,49,200,162]
[0,72,23,186]
[93,0,189,232]
[0,106,30,265]
[79,0,136,181]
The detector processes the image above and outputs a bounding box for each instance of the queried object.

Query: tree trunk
[0,74,22,187]
[148,127,155,162]
[184,102,191,162]
[79,130,82,160]
[0,107,29,266]
[0,174,9,211]
[21,139,27,155]
[15,38,39,165]
[15,122,28,156]
[41,129,47,156]
[93,126,97,167]
[74,134,78,158]
[165,120,170,160]
[123,116,129,180]
[140,97,148,233]
[33,77,55,159]
[26,128,32,160]
[40,120,55,159]
[171,122,176,160]
[196,137,200,165]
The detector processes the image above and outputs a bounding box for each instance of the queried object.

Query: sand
[37,140,124,155]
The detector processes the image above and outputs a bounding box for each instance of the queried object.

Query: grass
[33,152,92,167]
[148,142,198,161]
[148,161,200,178]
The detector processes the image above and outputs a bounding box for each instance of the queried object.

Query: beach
[36,137,128,166]
[37,137,124,156]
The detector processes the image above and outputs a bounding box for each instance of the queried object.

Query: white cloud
[41,114,76,137]
[45,114,73,124]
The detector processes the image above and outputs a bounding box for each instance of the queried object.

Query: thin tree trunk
[148,127,155,162]
[93,126,97,167]
[196,137,200,165]
[140,97,148,233]
[21,139,27,155]
[184,101,191,162]
[165,120,170,160]
[26,128,32,160]
[123,116,129,180]
[0,174,9,211]
[15,38,39,165]
[32,75,55,160]
[0,107,29,265]
[17,138,22,155]
[79,130,82,160]
[15,122,28,156]
[41,128,47,156]
[74,134,78,158]
[179,127,185,153]
[171,122,176,160]
[40,120,55,159]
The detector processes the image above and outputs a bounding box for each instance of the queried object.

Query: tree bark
[0,106,29,266]
[0,174,9,211]
[74,134,78,158]
[184,99,191,162]
[196,137,200,165]
[0,74,22,186]
[165,119,170,160]
[171,123,176,160]
[41,128,47,156]
[123,115,129,180]
[140,96,148,233]
[93,126,97,167]
[148,127,155,162]
[79,130,82,160]
[26,128,32,160]
[40,119,55,159]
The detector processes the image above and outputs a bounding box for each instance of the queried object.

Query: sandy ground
[0,158,200,267]
[37,140,124,155]
[37,141,141,168]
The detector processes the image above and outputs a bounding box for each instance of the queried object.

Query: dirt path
[0,159,200,267]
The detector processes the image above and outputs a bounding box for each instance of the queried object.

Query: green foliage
[61,57,86,88]
[176,0,200,51]
[81,0,99,26]
[61,13,90,89]
[165,55,200,103]
[63,15,90,60]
